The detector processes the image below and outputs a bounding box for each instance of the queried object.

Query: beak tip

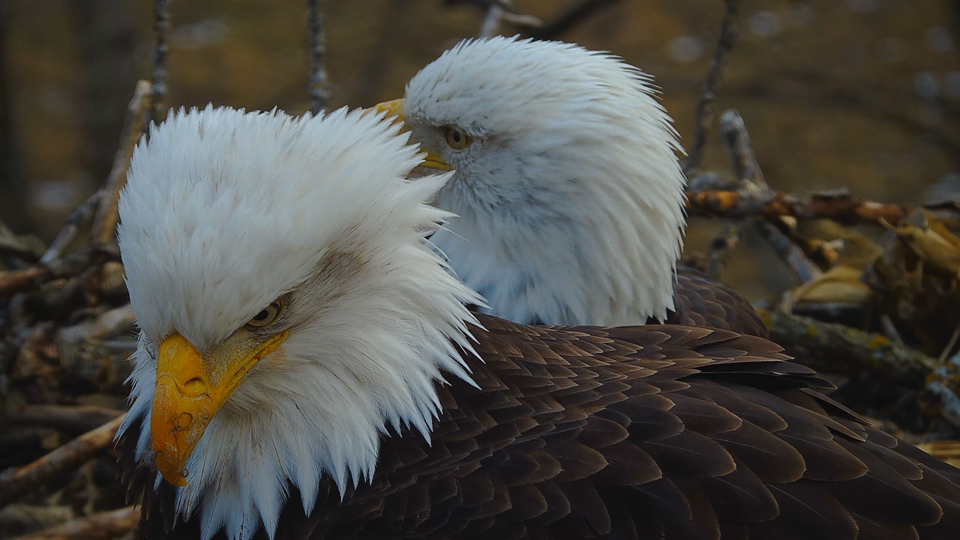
[157,463,189,487]
[154,445,189,487]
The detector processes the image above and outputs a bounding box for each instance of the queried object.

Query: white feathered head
[117,106,481,540]
[373,36,687,326]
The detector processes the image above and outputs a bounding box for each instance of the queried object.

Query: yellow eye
[444,127,472,150]
[247,300,283,328]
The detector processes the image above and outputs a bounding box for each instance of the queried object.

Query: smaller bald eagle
[372,37,765,336]
[117,105,960,540]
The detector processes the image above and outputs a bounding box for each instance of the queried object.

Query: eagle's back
[663,266,768,338]
[123,314,960,539]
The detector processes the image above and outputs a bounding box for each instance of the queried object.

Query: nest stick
[0,414,126,509]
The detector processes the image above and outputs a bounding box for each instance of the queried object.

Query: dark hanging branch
[684,0,740,176]
[307,0,331,114]
[149,0,170,128]
[530,0,622,40]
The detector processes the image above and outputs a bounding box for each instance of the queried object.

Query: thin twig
[530,0,622,40]
[0,235,43,264]
[939,326,960,364]
[683,0,740,176]
[91,81,152,248]
[0,414,126,509]
[307,0,330,114]
[768,216,840,271]
[928,351,960,426]
[704,223,742,280]
[756,220,823,282]
[11,506,139,540]
[149,0,170,128]
[479,2,507,38]
[39,191,102,265]
[718,109,818,282]
[57,304,135,345]
[475,0,542,37]
[5,405,125,435]
[0,246,120,298]
[719,109,767,191]
[685,189,960,225]
[0,266,48,298]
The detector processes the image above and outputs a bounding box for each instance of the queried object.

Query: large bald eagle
[372,37,765,336]
[117,105,960,540]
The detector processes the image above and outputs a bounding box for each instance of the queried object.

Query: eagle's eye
[247,300,284,328]
[443,126,472,150]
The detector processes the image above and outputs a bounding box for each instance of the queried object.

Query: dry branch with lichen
[685,189,960,225]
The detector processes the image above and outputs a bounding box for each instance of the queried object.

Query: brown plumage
[121,314,960,540]
[661,266,768,338]
[468,266,768,338]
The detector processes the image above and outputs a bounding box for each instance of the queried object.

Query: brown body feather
[663,266,768,338]
[121,314,958,539]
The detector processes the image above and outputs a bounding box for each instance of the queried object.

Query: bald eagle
[371,37,766,337]
[117,105,960,540]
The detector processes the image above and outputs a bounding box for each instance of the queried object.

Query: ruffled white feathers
[117,106,481,540]
[404,37,687,326]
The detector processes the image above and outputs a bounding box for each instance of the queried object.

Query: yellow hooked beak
[151,331,288,486]
[369,99,453,171]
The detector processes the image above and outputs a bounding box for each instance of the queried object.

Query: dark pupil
[253,310,269,321]
[452,131,461,143]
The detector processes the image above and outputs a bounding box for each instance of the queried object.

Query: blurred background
[1,0,959,299]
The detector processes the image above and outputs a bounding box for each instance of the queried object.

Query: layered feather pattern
[122,315,960,539]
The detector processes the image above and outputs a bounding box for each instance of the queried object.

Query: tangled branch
[685,189,960,225]
[0,415,126,509]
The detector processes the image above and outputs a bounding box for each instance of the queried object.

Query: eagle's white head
[375,36,687,326]
[116,106,481,540]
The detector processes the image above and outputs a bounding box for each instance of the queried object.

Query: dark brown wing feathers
[664,266,769,338]
[123,314,960,539]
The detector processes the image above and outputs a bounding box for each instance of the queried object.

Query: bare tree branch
[149,0,170,127]
[479,2,505,38]
[530,0,622,40]
[761,309,960,424]
[0,234,43,263]
[307,0,331,114]
[475,1,542,37]
[11,506,139,540]
[683,0,740,176]
[0,247,120,298]
[760,309,939,381]
[685,189,960,225]
[0,415,125,509]
[90,80,151,248]
[719,109,820,281]
[5,405,124,435]
[756,220,823,282]
[704,223,742,280]
[39,191,102,266]
[718,109,766,191]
